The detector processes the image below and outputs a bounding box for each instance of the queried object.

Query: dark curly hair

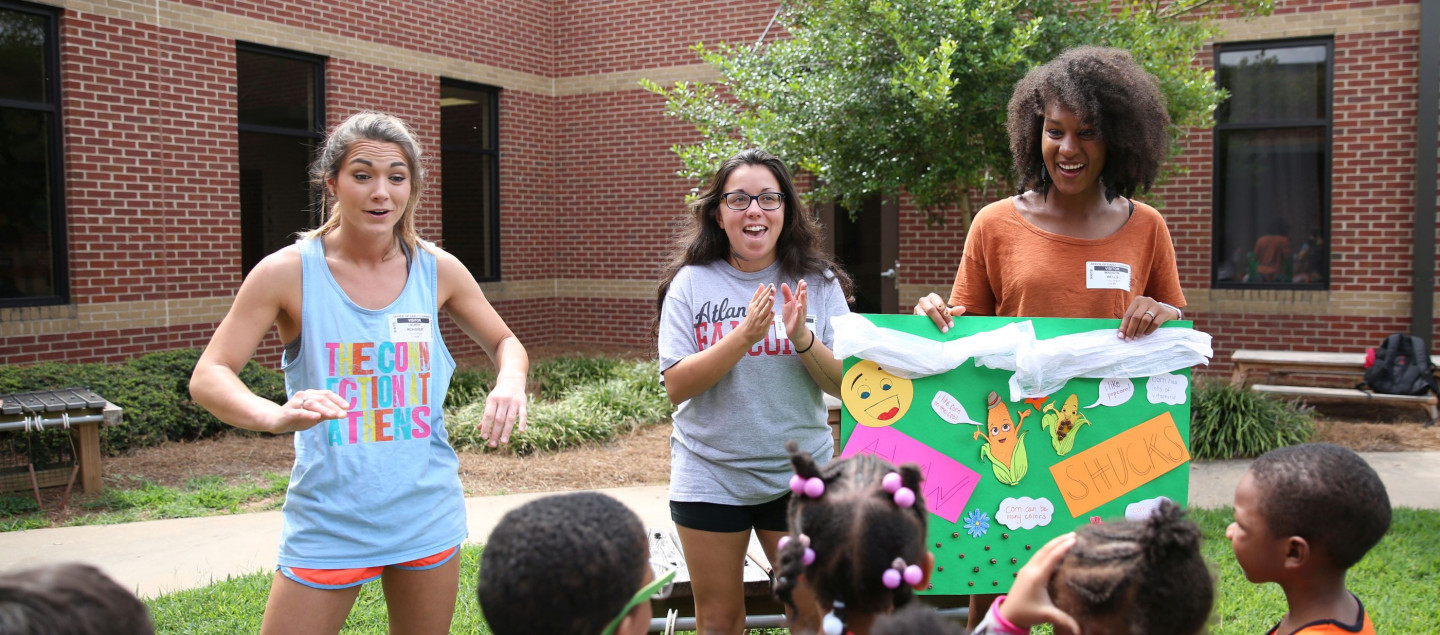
[1248,443,1391,569]
[0,562,154,635]
[1048,500,1213,635]
[477,492,649,635]
[653,149,854,335]
[871,603,965,635]
[1007,46,1171,201]
[772,442,929,632]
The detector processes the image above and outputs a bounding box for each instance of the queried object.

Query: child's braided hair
[773,442,930,629]
[1048,499,1213,635]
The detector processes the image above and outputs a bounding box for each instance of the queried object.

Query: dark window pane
[441,84,494,150]
[1214,127,1327,284]
[441,152,495,279]
[237,50,317,130]
[1218,45,1327,124]
[240,132,317,274]
[0,107,55,298]
[0,10,47,103]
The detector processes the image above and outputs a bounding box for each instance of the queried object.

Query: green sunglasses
[600,568,677,635]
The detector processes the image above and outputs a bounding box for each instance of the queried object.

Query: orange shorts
[278,545,459,590]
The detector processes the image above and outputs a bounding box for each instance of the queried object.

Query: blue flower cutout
[963,509,991,538]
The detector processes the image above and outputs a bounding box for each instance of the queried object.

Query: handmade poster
[837,315,1198,595]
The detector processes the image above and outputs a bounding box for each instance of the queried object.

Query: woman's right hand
[263,389,350,434]
[734,283,777,346]
[914,293,965,333]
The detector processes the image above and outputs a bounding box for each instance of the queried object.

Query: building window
[439,80,500,280]
[237,43,324,275]
[1212,39,1332,288]
[0,2,64,306]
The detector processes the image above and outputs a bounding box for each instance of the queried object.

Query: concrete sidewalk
[0,452,1435,598]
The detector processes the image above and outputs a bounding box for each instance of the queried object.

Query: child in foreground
[477,491,672,635]
[0,562,154,634]
[1228,443,1389,635]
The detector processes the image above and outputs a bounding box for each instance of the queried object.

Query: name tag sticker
[389,313,433,343]
[1085,261,1132,291]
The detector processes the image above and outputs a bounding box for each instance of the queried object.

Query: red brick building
[1,0,1435,380]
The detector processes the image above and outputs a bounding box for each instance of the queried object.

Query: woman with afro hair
[913,46,1188,627]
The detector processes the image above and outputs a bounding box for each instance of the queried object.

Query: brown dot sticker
[1025,544,1032,550]
[984,545,991,551]
[959,553,965,559]
[989,558,997,564]
[952,532,960,538]
[937,566,944,572]
[1011,558,1018,564]
[928,583,934,590]
[936,542,943,548]
[992,580,999,586]
[968,581,975,587]
[972,566,980,573]
[1003,533,1010,539]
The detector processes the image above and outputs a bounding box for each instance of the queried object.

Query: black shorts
[670,494,792,533]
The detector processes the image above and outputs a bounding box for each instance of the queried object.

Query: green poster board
[838,315,1193,595]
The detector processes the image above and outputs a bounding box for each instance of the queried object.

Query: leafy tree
[643,0,1272,227]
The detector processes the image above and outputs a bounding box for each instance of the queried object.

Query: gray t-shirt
[659,259,849,505]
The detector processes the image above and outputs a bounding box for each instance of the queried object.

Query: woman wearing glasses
[654,148,853,633]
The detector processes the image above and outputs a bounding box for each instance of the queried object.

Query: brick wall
[2,0,1435,378]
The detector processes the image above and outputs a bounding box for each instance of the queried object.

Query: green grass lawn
[0,473,288,532]
[145,507,1440,634]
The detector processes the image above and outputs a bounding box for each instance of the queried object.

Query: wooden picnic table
[0,388,123,494]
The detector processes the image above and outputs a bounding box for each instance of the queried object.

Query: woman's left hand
[1118,296,1178,341]
[479,372,527,447]
[780,280,811,352]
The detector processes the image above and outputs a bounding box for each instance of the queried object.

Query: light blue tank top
[277,236,466,568]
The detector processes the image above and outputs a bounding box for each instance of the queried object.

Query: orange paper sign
[1048,412,1190,518]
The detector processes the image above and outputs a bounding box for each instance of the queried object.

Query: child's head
[1228,443,1390,582]
[1047,500,1212,635]
[478,492,660,635]
[773,442,932,632]
[870,603,965,635]
[0,562,154,635]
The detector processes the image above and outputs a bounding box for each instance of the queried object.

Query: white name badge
[389,313,433,343]
[772,313,817,340]
[1085,261,1132,291]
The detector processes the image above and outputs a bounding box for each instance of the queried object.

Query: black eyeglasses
[722,191,785,211]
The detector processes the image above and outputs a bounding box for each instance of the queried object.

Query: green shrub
[447,359,669,455]
[446,366,496,409]
[529,354,626,400]
[1190,381,1315,459]
[0,349,285,461]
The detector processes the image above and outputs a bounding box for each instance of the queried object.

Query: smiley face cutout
[841,360,915,427]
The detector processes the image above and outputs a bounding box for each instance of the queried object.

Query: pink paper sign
[841,424,981,523]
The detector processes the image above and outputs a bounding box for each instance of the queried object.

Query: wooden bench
[1230,350,1438,424]
[0,388,123,497]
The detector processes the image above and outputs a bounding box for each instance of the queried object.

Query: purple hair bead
[789,474,806,496]
[802,547,816,566]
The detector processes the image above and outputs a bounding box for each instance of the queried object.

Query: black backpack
[1362,334,1440,396]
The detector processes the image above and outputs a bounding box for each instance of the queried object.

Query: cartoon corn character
[1041,394,1092,455]
[975,390,1029,486]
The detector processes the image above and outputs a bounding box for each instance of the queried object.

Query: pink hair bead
[778,535,792,551]
[903,564,923,586]
[893,486,916,508]
[789,474,806,496]
[883,472,902,494]
[804,477,825,498]
[882,568,902,589]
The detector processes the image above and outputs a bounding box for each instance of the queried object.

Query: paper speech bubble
[1124,496,1174,522]
[1084,378,1134,408]
[996,496,1055,530]
[932,391,982,426]
[1146,374,1189,405]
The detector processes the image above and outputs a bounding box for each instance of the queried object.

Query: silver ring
[1143,310,1155,318]
[299,398,309,410]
